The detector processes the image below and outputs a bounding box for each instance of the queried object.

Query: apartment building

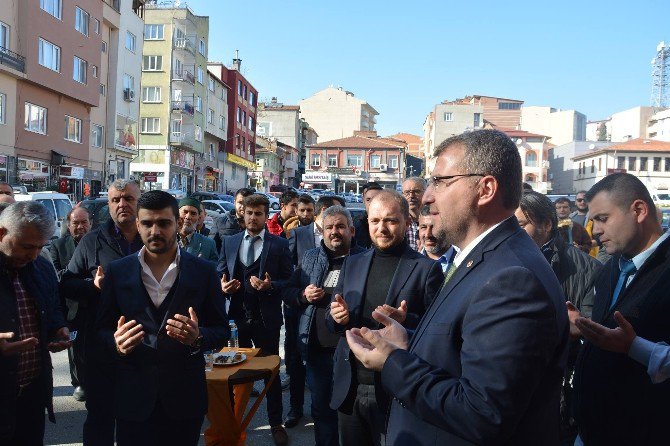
[647,109,670,142]
[502,129,551,194]
[305,131,405,192]
[609,106,660,143]
[251,137,298,191]
[520,106,586,146]
[299,86,379,143]
[549,141,614,194]
[131,2,208,193]
[198,67,229,192]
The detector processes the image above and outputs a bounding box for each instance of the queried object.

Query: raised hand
[376,299,408,324]
[94,265,105,290]
[221,273,241,294]
[304,284,325,303]
[0,332,39,356]
[250,272,272,291]
[576,311,636,354]
[330,294,350,325]
[166,306,200,346]
[346,310,409,371]
[114,316,145,355]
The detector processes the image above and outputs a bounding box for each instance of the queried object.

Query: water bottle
[228,320,239,355]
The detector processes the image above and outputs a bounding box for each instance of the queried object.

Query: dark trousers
[67,328,86,387]
[2,378,46,446]
[83,359,115,446]
[284,304,305,416]
[338,384,386,446]
[238,322,283,426]
[116,400,203,446]
[306,346,338,446]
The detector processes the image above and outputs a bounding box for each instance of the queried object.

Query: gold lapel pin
[466,260,473,268]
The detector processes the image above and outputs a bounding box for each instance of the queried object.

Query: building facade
[548,141,614,194]
[299,86,378,143]
[609,106,661,142]
[520,106,586,146]
[647,109,670,141]
[257,99,303,187]
[501,129,551,194]
[197,67,229,193]
[586,119,611,142]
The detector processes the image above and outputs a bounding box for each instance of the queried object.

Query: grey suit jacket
[184,232,218,263]
[288,222,317,266]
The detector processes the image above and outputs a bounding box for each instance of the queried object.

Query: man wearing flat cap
[178,198,218,263]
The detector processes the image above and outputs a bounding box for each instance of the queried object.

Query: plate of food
[213,352,247,366]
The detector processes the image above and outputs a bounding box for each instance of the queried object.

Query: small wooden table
[204,348,281,446]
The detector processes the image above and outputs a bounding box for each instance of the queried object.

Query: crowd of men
[1,129,669,446]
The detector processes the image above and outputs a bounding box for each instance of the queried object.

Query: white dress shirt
[238,229,265,266]
[453,219,507,267]
[138,246,181,308]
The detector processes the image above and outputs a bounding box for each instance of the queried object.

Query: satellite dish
[589,143,596,150]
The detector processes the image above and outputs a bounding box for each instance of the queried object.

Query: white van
[14,192,73,239]
[651,192,670,208]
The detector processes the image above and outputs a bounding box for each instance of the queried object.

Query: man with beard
[327,190,443,446]
[346,129,569,446]
[95,191,229,445]
[267,190,299,238]
[555,197,591,253]
[354,182,384,249]
[61,179,144,445]
[213,188,254,252]
[217,194,293,445]
[418,206,456,273]
[402,177,426,251]
[282,205,364,446]
[283,194,317,239]
[289,195,344,267]
[49,207,92,401]
[195,202,211,237]
[177,198,218,262]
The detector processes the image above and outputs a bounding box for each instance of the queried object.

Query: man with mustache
[49,206,92,401]
[402,177,426,251]
[61,179,144,445]
[418,205,456,273]
[177,198,218,263]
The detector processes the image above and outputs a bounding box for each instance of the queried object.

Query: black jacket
[49,233,78,322]
[214,209,244,252]
[574,235,670,446]
[353,213,372,249]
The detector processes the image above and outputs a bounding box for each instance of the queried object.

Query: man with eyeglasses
[346,129,569,446]
[401,177,426,251]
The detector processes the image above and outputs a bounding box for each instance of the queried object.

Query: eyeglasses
[428,174,485,191]
[402,189,424,197]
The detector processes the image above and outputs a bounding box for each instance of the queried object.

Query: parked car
[190,191,234,203]
[256,192,280,210]
[14,192,73,239]
[165,189,187,199]
[78,197,110,230]
[662,208,670,232]
[201,200,235,231]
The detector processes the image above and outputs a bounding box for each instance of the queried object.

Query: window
[389,155,398,168]
[238,80,243,96]
[236,107,242,123]
[249,91,255,106]
[75,7,89,36]
[38,38,60,72]
[141,117,160,134]
[99,84,106,96]
[91,124,103,148]
[666,158,670,172]
[243,84,248,100]
[219,116,225,130]
[195,96,202,112]
[444,112,453,121]
[208,78,215,92]
[346,155,362,167]
[370,155,381,168]
[654,157,662,172]
[0,22,9,51]
[617,156,625,169]
[0,93,5,124]
[73,56,87,84]
[199,39,206,56]
[498,102,521,110]
[628,157,636,171]
[64,115,82,142]
[207,109,214,124]
[94,19,100,34]
[328,154,337,167]
[311,154,321,166]
[102,41,107,53]
[125,32,136,52]
[640,157,648,171]
[598,158,602,172]
[248,116,254,131]
[122,74,134,91]
[195,125,202,142]
[142,55,163,71]
[144,24,164,40]
[142,86,161,103]
[92,65,98,78]
[473,113,481,127]
[242,111,246,127]
[525,151,537,167]
[197,67,204,84]
[40,0,62,20]
[590,159,594,173]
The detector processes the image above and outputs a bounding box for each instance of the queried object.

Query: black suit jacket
[381,218,569,446]
[48,234,78,322]
[217,231,293,329]
[574,235,670,446]
[288,222,316,266]
[96,250,229,422]
[326,244,443,412]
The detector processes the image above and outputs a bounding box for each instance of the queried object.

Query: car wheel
[271,203,279,210]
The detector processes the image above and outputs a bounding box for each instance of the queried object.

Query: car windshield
[657,194,670,200]
[54,199,73,220]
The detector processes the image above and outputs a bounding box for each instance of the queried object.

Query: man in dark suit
[327,190,443,446]
[289,195,344,266]
[96,191,229,445]
[178,198,218,262]
[218,193,294,446]
[570,173,670,446]
[347,129,570,446]
[49,206,92,401]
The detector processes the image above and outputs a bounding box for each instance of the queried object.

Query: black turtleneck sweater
[355,240,406,384]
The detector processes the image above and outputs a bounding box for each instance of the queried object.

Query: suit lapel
[306,223,316,250]
[349,249,374,322]
[259,232,272,276]
[158,250,191,331]
[228,232,244,278]
[384,250,417,306]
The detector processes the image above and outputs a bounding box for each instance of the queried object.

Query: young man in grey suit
[347,130,570,446]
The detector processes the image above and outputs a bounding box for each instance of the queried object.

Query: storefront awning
[19,171,50,180]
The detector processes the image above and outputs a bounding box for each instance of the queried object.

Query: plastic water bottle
[228,320,238,354]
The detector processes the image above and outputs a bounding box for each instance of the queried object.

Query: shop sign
[144,172,158,182]
[60,166,85,179]
[226,153,257,170]
[170,149,195,169]
[303,172,332,183]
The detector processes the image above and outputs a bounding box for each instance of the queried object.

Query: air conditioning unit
[123,88,135,102]
[379,163,388,171]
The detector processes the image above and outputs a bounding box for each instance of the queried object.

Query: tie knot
[247,235,260,243]
[619,258,636,275]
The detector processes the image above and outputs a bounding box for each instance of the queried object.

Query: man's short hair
[280,190,299,206]
[519,191,558,235]
[315,195,345,215]
[576,190,588,196]
[109,178,140,191]
[434,129,522,210]
[321,205,353,227]
[0,201,55,239]
[586,173,656,217]
[298,194,315,207]
[137,190,179,220]
[362,182,383,194]
[235,187,254,199]
[67,206,91,223]
[370,190,410,219]
[244,194,270,214]
[554,197,572,206]
[403,177,426,189]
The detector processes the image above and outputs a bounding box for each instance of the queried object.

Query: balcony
[173,37,195,54]
[171,100,195,116]
[170,131,195,149]
[0,48,25,73]
[172,67,195,85]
